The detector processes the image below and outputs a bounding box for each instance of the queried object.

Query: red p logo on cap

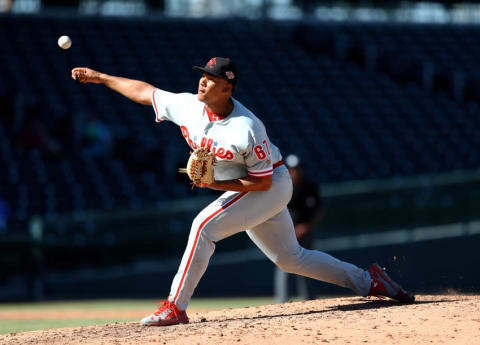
[207,57,217,68]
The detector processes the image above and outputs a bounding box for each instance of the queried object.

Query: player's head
[285,154,304,184]
[193,57,237,102]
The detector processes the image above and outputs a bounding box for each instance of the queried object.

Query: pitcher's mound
[2,295,479,345]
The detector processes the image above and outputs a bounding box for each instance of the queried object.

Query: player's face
[197,73,231,103]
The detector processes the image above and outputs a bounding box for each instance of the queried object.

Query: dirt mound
[1,295,479,345]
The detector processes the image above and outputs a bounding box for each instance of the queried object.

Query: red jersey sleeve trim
[248,169,273,177]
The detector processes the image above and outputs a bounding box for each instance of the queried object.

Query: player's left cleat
[140,300,189,326]
[368,263,415,303]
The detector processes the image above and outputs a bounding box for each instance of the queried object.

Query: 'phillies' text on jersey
[180,125,234,160]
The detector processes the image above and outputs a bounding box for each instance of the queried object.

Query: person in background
[82,116,114,157]
[275,154,324,303]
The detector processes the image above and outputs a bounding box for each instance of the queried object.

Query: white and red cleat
[368,263,415,303]
[140,300,189,326]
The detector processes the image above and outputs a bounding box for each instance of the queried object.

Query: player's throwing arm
[71,67,155,105]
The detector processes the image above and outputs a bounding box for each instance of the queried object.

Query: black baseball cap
[193,57,238,85]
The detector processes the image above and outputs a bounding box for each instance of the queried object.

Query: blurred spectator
[275,154,324,303]
[82,116,114,157]
[15,103,62,158]
[0,0,12,13]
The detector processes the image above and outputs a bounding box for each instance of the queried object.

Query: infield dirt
[1,295,479,345]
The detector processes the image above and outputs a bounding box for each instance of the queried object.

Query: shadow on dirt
[326,298,456,312]
[203,298,458,324]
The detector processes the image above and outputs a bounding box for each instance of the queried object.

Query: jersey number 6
[254,140,270,160]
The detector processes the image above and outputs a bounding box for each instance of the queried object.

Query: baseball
[58,35,72,50]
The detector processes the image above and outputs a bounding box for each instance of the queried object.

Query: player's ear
[222,83,232,93]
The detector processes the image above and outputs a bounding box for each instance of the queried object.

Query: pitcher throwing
[71,57,414,326]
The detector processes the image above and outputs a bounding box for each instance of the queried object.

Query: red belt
[273,160,284,169]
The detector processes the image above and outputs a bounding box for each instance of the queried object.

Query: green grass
[0,299,157,311]
[0,297,276,335]
[0,297,275,311]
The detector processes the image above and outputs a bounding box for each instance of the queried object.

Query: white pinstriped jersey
[151,89,283,181]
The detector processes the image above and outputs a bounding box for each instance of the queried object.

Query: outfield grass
[0,297,276,334]
[0,299,159,311]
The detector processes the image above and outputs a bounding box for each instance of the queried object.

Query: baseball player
[71,57,414,326]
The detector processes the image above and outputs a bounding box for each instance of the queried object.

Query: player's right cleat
[140,300,189,326]
[368,263,415,303]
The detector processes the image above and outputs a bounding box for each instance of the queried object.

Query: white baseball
[58,35,72,50]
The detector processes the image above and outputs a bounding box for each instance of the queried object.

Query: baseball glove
[178,147,216,186]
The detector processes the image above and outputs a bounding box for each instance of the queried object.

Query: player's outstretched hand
[71,67,103,84]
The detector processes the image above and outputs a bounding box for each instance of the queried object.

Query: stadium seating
[0,15,479,229]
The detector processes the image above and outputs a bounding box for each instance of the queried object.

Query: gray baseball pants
[168,166,372,310]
